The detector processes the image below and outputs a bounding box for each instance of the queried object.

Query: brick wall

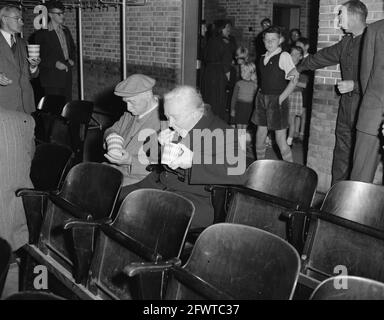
[22,0,183,111]
[202,0,317,59]
[307,0,384,192]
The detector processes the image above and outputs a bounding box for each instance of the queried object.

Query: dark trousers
[350,130,382,183]
[115,172,214,228]
[331,93,361,186]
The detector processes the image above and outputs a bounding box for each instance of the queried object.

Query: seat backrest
[321,181,384,228]
[244,160,318,207]
[88,189,195,300]
[59,162,123,220]
[61,100,94,125]
[310,276,384,300]
[5,291,65,300]
[37,95,67,115]
[0,238,11,297]
[37,163,123,271]
[225,160,318,252]
[30,143,74,191]
[302,181,384,284]
[166,223,300,300]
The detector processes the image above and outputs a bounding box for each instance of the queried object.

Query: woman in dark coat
[201,19,236,122]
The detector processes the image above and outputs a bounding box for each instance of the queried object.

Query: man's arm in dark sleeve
[297,38,344,72]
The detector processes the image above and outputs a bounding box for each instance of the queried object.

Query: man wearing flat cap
[103,74,161,185]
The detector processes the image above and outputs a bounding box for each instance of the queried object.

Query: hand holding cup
[105,133,124,158]
[161,142,184,166]
[158,128,176,146]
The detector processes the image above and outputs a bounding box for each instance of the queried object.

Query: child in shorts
[250,25,298,162]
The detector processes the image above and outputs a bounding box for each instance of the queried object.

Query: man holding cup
[34,0,75,102]
[0,5,40,113]
[103,74,161,186]
[117,85,246,229]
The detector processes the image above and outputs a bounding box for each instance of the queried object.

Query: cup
[106,133,124,158]
[27,44,40,58]
[161,142,183,165]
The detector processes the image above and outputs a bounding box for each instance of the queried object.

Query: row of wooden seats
[12,153,384,299]
[15,160,307,299]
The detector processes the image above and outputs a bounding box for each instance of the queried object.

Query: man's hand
[278,95,285,106]
[337,80,354,94]
[27,57,41,68]
[56,61,68,72]
[158,128,176,145]
[168,144,193,170]
[0,72,12,86]
[104,149,132,165]
[287,68,300,80]
[68,59,74,67]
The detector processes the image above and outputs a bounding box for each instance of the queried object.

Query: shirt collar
[174,111,204,138]
[137,97,159,119]
[48,21,63,31]
[264,47,282,59]
[1,30,13,47]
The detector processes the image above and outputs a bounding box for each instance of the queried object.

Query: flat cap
[114,74,156,97]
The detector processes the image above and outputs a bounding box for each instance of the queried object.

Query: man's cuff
[30,65,38,74]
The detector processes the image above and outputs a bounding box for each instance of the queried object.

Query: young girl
[230,62,258,129]
[250,25,298,162]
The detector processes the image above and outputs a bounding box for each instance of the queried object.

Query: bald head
[164,85,205,134]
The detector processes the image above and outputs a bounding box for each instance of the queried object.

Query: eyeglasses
[4,16,23,23]
[50,11,64,16]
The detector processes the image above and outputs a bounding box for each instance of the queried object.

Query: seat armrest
[16,189,50,197]
[124,257,181,277]
[63,217,112,230]
[172,266,234,300]
[146,164,164,173]
[101,224,163,262]
[49,193,94,219]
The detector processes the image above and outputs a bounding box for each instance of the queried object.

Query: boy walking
[251,26,298,162]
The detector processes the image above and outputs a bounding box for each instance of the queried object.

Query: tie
[10,35,16,54]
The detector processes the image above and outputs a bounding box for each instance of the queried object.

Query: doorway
[273,4,301,35]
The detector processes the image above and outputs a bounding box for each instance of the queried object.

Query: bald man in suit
[350,19,384,182]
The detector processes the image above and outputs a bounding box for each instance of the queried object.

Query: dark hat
[114,74,156,97]
[46,0,65,11]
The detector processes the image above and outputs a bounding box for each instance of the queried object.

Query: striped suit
[0,109,35,251]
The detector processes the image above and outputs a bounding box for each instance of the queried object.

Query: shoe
[287,137,293,146]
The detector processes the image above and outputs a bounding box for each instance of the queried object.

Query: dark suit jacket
[0,33,37,113]
[158,107,246,227]
[34,26,75,89]
[356,19,384,136]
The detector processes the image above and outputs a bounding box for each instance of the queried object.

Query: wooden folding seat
[18,163,123,291]
[203,160,318,253]
[310,276,384,300]
[286,181,384,297]
[64,189,195,299]
[126,223,301,300]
